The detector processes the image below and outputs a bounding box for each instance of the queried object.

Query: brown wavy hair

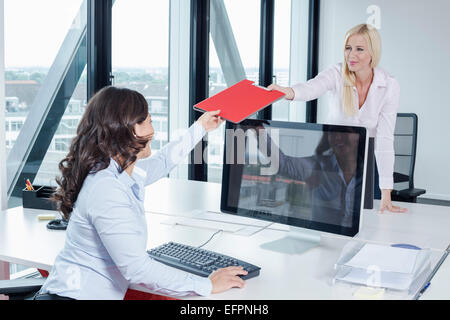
[52,86,150,220]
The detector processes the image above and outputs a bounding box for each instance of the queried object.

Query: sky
[4,0,292,70]
[4,0,83,68]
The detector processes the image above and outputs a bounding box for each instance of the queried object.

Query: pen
[26,179,34,191]
[420,282,431,294]
[414,244,450,300]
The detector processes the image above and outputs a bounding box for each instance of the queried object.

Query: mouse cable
[197,229,223,249]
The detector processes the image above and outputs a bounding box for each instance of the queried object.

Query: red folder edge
[193,80,286,124]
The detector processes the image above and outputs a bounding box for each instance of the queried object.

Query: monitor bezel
[220,119,368,238]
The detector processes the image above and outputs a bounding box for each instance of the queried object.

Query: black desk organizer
[22,185,57,211]
[22,185,68,230]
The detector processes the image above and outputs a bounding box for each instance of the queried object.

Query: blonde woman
[268,23,407,214]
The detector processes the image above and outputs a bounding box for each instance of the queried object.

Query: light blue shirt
[40,122,211,300]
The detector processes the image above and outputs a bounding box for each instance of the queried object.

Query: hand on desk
[210,266,248,294]
[379,189,408,214]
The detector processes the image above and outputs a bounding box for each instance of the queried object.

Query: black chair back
[374,113,426,202]
[393,113,418,191]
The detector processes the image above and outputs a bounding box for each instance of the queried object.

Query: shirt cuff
[291,84,301,101]
[378,176,393,190]
[191,274,212,296]
[193,121,207,144]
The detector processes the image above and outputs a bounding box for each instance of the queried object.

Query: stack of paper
[334,243,430,291]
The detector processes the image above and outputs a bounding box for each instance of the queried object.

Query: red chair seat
[38,269,178,300]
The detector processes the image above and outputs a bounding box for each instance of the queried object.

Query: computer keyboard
[147,242,261,280]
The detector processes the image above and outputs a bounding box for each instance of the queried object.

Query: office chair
[0,270,47,300]
[0,269,177,300]
[374,113,426,203]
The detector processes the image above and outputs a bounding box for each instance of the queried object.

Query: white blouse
[291,63,400,190]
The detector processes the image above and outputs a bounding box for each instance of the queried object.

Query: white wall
[317,0,450,201]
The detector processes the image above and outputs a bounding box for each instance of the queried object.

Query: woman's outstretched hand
[267,84,295,100]
[379,189,408,214]
[197,110,225,132]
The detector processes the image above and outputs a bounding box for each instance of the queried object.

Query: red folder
[193,79,285,124]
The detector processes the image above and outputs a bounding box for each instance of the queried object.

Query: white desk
[145,178,450,251]
[0,206,65,272]
[1,178,449,300]
[420,251,450,300]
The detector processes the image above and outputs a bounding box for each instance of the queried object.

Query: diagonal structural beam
[210,0,246,87]
[7,0,88,198]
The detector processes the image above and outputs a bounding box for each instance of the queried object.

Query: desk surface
[1,178,449,300]
[420,251,450,300]
[145,178,450,251]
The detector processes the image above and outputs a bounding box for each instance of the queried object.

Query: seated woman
[37,86,247,300]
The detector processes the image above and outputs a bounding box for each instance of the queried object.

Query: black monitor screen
[221,119,368,237]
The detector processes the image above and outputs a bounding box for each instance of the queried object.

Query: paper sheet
[345,243,420,274]
[340,267,412,291]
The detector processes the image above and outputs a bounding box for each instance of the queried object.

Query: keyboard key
[159,253,181,263]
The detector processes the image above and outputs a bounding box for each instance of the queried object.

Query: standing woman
[37,86,247,300]
[269,23,407,214]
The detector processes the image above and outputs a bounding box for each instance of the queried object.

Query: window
[204,0,310,183]
[34,68,87,186]
[272,0,292,121]
[112,0,169,153]
[4,0,86,277]
[55,138,73,152]
[161,120,168,132]
[152,120,161,132]
[10,121,23,132]
[4,0,84,155]
[272,0,309,122]
[208,0,261,183]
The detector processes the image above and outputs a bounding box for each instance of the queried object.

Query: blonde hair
[342,24,382,116]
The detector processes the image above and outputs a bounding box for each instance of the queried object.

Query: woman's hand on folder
[197,110,225,132]
[267,84,295,101]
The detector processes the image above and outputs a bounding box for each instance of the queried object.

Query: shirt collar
[372,67,387,88]
[351,67,387,89]
[328,154,356,187]
[110,158,146,201]
[109,158,137,189]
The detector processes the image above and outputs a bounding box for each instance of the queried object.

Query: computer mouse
[46,219,68,230]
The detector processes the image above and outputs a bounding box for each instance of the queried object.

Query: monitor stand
[260,226,321,255]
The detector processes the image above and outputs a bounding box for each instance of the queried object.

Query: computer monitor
[221,119,369,254]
